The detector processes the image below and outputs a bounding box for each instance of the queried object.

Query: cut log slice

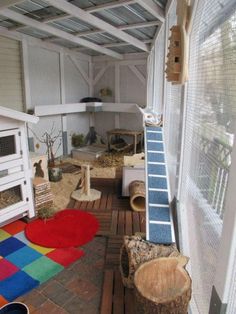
[120,235,180,288]
[134,256,192,313]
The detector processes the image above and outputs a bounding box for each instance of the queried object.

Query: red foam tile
[0,295,8,307]
[2,220,26,235]
[46,247,84,267]
[0,259,19,280]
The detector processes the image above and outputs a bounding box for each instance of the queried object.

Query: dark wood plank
[106,193,113,210]
[125,211,132,236]
[86,200,95,210]
[139,212,146,233]
[79,201,88,210]
[100,270,114,314]
[105,236,123,270]
[93,197,101,209]
[74,200,82,209]
[118,211,125,235]
[113,271,124,314]
[125,287,135,314]
[99,192,108,210]
[132,212,140,234]
[111,210,118,235]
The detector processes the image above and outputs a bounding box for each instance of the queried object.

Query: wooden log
[120,235,180,288]
[129,180,145,212]
[134,256,192,313]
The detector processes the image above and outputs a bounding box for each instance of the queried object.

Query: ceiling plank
[0,0,25,9]
[44,0,149,52]
[44,20,159,43]
[103,39,152,48]
[74,39,152,51]
[85,0,136,13]
[119,20,159,30]
[135,0,165,23]
[9,13,72,31]
[0,8,123,59]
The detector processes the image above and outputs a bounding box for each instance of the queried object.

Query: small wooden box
[30,152,49,181]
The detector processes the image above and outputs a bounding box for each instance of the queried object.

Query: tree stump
[129,180,145,211]
[120,235,180,288]
[134,256,192,313]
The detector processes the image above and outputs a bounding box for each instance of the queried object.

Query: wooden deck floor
[68,178,146,314]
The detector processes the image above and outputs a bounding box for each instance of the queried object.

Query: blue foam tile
[148,176,167,189]
[146,126,162,132]
[147,142,164,152]
[0,237,25,257]
[148,164,166,176]
[0,271,39,301]
[149,207,171,222]
[148,190,169,205]
[149,224,172,244]
[147,152,165,163]
[146,132,163,141]
[6,246,42,268]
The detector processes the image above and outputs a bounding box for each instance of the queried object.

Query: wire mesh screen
[0,185,22,210]
[178,0,236,312]
[0,135,16,157]
[163,1,183,198]
[153,26,165,114]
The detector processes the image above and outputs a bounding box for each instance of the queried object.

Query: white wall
[28,47,61,107]
[120,66,146,106]
[67,112,90,153]
[94,64,115,102]
[93,56,147,106]
[26,44,92,156]
[64,55,89,103]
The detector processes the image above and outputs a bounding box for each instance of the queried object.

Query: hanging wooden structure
[134,256,192,313]
[120,235,180,288]
[165,0,191,84]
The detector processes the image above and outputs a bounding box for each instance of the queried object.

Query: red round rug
[25,209,99,248]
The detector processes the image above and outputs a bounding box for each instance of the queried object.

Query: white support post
[89,61,94,97]
[69,55,90,84]
[21,39,31,111]
[115,63,120,129]
[207,135,236,312]
[89,112,95,127]
[93,64,110,86]
[61,114,68,156]
[128,65,146,86]
[59,51,65,104]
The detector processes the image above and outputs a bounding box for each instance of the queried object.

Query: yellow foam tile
[29,243,55,255]
[0,229,11,242]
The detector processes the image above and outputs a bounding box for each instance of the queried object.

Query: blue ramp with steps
[145,126,175,244]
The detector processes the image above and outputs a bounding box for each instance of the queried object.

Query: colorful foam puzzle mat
[0,220,84,306]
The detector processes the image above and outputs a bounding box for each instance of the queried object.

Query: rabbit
[34,160,44,178]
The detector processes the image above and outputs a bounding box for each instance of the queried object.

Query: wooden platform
[68,178,146,314]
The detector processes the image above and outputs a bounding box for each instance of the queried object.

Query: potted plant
[71,133,84,148]
[31,123,62,182]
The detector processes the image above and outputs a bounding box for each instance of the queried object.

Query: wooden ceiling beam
[44,20,159,43]
[44,0,149,52]
[85,0,137,13]
[0,8,123,59]
[135,0,165,23]
[0,0,25,9]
